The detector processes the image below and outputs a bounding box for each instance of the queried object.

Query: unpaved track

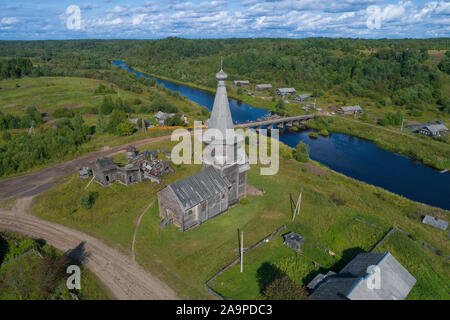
[0,198,178,300]
[0,133,175,199]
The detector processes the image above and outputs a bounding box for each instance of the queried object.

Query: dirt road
[0,198,178,300]
[0,134,174,199]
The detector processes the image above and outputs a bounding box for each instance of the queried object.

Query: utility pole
[240,231,244,273]
[401,118,406,131]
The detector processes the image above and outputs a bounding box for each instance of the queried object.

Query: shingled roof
[168,166,231,211]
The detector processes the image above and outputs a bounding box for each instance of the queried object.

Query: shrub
[308,132,318,139]
[293,142,309,162]
[264,276,308,300]
[319,129,329,137]
[239,197,249,205]
[80,192,98,210]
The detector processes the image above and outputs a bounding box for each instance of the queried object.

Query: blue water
[113,60,450,210]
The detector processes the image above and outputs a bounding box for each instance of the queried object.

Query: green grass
[0,231,111,300]
[32,138,449,300]
[374,230,450,300]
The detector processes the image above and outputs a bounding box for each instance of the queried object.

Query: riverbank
[31,137,449,299]
[306,116,450,170]
[125,63,450,171]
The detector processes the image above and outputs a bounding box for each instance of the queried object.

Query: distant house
[283,232,304,253]
[419,124,448,137]
[337,105,363,115]
[255,84,273,91]
[233,80,249,86]
[154,111,175,125]
[276,88,296,96]
[294,94,310,102]
[309,252,416,300]
[422,215,448,231]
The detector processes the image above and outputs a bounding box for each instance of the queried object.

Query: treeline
[0,115,93,177]
[0,58,33,79]
[0,107,43,130]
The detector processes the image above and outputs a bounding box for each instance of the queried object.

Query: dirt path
[0,197,178,300]
[0,133,174,200]
[131,200,154,262]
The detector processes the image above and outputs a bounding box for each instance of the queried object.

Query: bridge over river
[235,114,315,129]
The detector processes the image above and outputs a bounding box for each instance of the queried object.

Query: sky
[0,0,449,40]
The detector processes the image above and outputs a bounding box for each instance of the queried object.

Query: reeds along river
[113,60,450,210]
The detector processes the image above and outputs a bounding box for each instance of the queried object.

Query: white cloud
[1,17,19,25]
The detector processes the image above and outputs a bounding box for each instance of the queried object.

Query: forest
[0,38,449,176]
[0,38,449,115]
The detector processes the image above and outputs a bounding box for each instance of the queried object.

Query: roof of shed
[168,166,231,211]
[94,157,117,170]
[423,124,448,135]
[422,215,448,231]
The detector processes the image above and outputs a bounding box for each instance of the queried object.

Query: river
[113,60,449,210]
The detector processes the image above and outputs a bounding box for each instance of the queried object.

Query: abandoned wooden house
[255,84,273,91]
[93,157,143,186]
[308,252,416,300]
[337,105,363,115]
[157,64,249,231]
[276,88,296,96]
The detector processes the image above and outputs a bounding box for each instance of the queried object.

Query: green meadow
[32,138,450,299]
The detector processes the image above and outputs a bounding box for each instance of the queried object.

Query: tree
[80,191,98,210]
[293,142,309,162]
[264,276,309,300]
[106,110,126,134]
[118,122,135,136]
[96,113,106,134]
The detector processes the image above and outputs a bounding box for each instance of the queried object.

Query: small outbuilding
[282,232,304,253]
[78,167,92,179]
[419,124,448,137]
[422,215,448,231]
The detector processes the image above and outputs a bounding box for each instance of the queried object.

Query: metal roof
[422,215,448,231]
[168,166,231,211]
[310,252,416,300]
[255,84,272,88]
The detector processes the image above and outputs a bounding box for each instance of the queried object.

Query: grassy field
[32,137,449,299]
[0,231,111,300]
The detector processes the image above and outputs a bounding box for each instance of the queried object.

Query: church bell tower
[202,59,249,204]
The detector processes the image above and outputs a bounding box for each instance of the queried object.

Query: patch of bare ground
[304,163,330,176]
[247,184,263,196]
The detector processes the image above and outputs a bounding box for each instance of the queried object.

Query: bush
[264,276,308,300]
[308,132,318,139]
[118,122,135,136]
[319,129,329,136]
[80,192,98,210]
[52,107,74,119]
[293,142,309,162]
[239,197,249,205]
